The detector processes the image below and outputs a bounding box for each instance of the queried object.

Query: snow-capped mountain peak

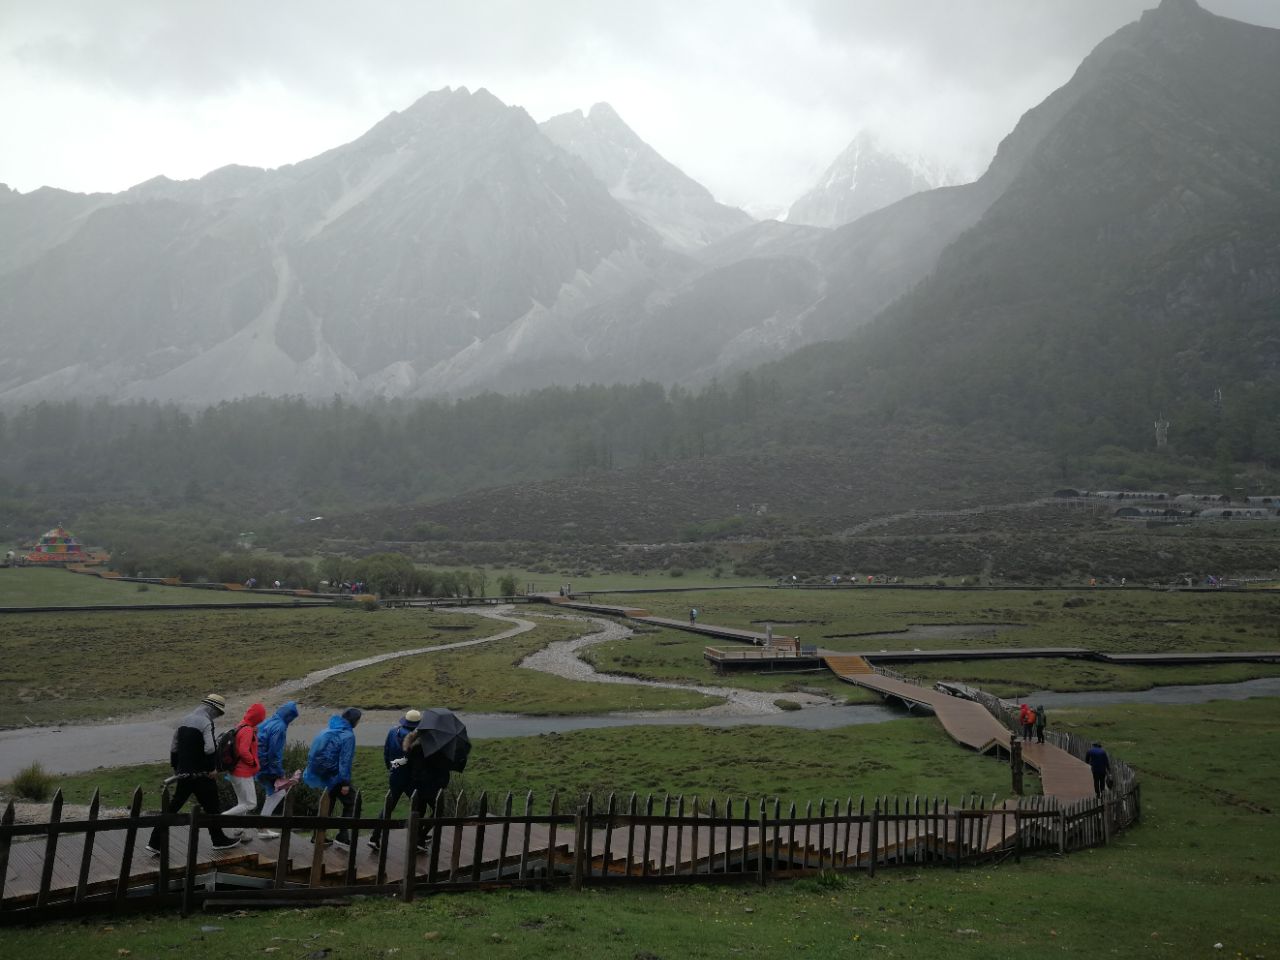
[541,103,752,252]
[787,131,963,228]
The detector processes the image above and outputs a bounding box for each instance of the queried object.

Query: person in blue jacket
[367,709,421,851]
[1085,741,1111,797]
[304,707,361,846]
[253,700,300,838]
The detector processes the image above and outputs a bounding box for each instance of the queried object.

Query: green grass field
[0,566,301,607]
[302,615,719,715]
[6,697,1276,958]
[40,712,1014,810]
[0,607,498,727]
[601,586,1280,653]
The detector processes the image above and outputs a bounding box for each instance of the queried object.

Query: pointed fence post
[309,791,332,888]
[35,790,64,910]
[402,792,419,903]
[757,799,767,886]
[273,789,296,889]
[155,785,172,897]
[181,806,200,917]
[868,802,879,878]
[344,790,363,886]
[114,788,144,904]
[470,792,489,882]
[572,807,586,891]
[75,788,102,903]
[546,792,560,880]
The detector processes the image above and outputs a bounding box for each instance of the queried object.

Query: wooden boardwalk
[824,660,1096,801]
[4,796,1045,913]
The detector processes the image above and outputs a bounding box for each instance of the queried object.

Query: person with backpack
[146,694,242,854]
[1018,703,1035,742]
[303,707,362,847]
[367,709,421,851]
[221,702,268,837]
[254,701,300,837]
[689,608,698,625]
[1035,705,1048,744]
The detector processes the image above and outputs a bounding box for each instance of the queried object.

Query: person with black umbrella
[391,708,471,851]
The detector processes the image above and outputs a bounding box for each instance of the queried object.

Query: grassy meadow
[5,697,1277,958]
[301,615,719,715]
[0,566,301,607]
[0,607,498,727]
[600,585,1280,653]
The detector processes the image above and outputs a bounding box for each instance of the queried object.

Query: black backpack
[216,724,244,771]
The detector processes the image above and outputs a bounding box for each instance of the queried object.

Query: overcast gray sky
[2,0,1277,215]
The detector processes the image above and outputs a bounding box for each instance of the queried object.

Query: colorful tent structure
[24,526,94,564]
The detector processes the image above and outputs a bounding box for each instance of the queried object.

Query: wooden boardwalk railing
[2,773,1139,925]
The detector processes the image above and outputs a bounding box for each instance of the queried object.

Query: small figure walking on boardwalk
[1085,741,1111,797]
[689,607,698,625]
[1035,704,1047,744]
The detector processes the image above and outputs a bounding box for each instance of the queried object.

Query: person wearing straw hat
[146,694,242,853]
[367,708,422,851]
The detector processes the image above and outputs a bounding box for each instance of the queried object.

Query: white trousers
[260,782,293,817]
[224,775,258,817]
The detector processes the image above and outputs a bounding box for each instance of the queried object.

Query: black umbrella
[414,707,471,772]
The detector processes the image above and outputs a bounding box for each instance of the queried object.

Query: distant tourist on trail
[1035,705,1047,744]
[255,701,300,837]
[368,709,422,851]
[1018,703,1036,742]
[689,607,698,625]
[221,702,268,837]
[146,693,241,854]
[303,707,362,847]
[1085,741,1112,797]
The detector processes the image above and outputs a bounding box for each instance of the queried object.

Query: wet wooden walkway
[3,795,1040,913]
[824,662,1096,801]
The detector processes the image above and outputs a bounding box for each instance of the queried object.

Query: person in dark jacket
[146,693,240,853]
[254,701,300,836]
[367,709,421,851]
[1085,742,1111,797]
[303,707,362,846]
[395,725,456,851]
[1034,705,1048,744]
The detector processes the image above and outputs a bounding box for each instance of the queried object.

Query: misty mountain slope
[796,0,1280,451]
[786,130,961,229]
[541,102,754,252]
[0,88,673,402]
[790,0,1240,346]
[0,185,113,277]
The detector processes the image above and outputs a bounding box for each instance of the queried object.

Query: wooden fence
[1,778,1139,925]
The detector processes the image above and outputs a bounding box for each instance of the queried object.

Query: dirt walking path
[0,606,832,780]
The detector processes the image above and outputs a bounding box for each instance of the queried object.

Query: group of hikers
[145,694,456,854]
[1017,702,1048,743]
[1016,701,1114,797]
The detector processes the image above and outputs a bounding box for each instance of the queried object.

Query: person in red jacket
[1018,703,1036,742]
[223,702,268,835]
